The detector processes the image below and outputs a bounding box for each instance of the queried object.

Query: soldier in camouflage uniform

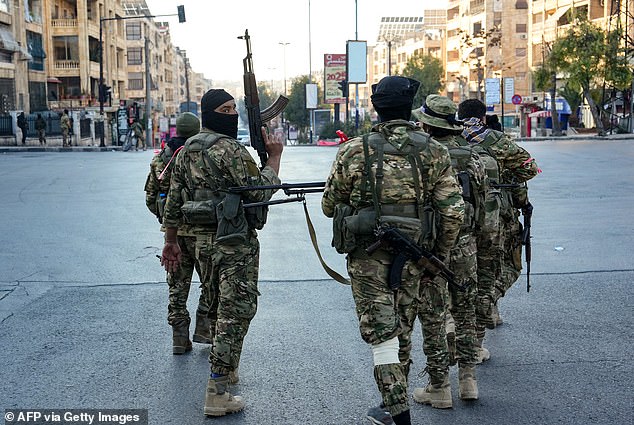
[322,77,464,425]
[161,89,283,417]
[144,112,213,355]
[458,99,539,361]
[412,95,487,407]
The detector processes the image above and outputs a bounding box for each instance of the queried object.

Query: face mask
[202,111,239,140]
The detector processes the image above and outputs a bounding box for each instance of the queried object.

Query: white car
[237,128,250,146]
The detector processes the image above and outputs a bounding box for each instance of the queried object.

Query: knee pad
[371,337,399,366]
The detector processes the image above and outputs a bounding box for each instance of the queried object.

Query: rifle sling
[302,201,350,286]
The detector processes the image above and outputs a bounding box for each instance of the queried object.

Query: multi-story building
[0,0,47,114]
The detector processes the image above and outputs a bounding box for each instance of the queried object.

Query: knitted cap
[176,112,200,138]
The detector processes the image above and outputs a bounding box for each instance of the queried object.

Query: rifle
[238,29,289,169]
[522,202,533,292]
[365,225,459,291]
[228,181,325,208]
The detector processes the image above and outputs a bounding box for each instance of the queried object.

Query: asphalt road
[0,140,633,425]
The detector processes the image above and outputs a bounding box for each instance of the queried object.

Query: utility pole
[144,35,151,148]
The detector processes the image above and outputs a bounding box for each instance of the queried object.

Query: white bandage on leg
[371,337,400,366]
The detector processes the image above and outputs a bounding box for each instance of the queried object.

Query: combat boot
[458,364,479,400]
[172,321,192,355]
[203,376,245,416]
[475,339,490,364]
[412,376,452,409]
[192,313,212,344]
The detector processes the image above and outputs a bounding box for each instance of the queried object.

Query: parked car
[237,128,250,146]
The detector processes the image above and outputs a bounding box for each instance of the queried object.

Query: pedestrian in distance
[412,95,487,407]
[130,119,145,151]
[17,112,28,145]
[60,109,71,147]
[321,76,464,425]
[160,88,284,417]
[457,98,539,362]
[144,112,213,355]
[35,114,46,145]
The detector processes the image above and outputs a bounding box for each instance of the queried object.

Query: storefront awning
[529,110,551,118]
[47,77,62,84]
[0,28,19,52]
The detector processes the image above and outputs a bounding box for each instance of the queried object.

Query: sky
[144,0,442,85]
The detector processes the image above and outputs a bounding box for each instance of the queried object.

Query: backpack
[471,133,503,236]
[446,137,483,231]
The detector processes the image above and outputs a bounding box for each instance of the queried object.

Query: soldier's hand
[262,126,283,157]
[161,242,182,274]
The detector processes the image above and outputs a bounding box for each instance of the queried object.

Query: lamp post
[279,42,289,130]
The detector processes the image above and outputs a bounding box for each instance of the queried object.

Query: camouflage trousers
[475,230,502,341]
[496,212,523,302]
[61,128,69,145]
[197,231,260,376]
[348,253,422,417]
[166,235,211,326]
[447,234,478,365]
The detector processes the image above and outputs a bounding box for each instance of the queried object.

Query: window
[516,23,527,33]
[88,36,99,62]
[516,1,528,9]
[128,72,143,90]
[127,47,142,65]
[126,22,141,40]
[0,0,9,14]
[26,31,45,71]
[53,36,78,60]
[473,22,482,36]
[515,48,527,56]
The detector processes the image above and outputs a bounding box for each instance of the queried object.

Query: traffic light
[338,79,348,98]
[177,5,186,23]
[99,84,112,104]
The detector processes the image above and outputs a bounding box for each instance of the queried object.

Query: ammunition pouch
[215,193,249,245]
[332,204,358,254]
[180,200,218,225]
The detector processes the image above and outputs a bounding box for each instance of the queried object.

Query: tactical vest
[472,130,505,236]
[179,131,267,244]
[446,136,481,231]
[332,128,436,254]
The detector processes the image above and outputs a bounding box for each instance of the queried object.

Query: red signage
[511,94,522,105]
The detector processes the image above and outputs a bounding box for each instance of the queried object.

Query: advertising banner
[324,54,346,104]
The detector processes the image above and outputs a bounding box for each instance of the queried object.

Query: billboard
[346,40,367,84]
[305,83,318,109]
[324,54,346,104]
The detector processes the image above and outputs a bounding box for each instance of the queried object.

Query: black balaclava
[371,76,420,122]
[201,89,239,139]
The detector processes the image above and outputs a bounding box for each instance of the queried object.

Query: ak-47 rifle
[238,29,289,169]
[522,202,533,292]
[229,182,326,208]
[365,225,460,292]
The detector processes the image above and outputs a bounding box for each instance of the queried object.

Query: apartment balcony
[54,60,80,76]
[533,0,544,10]
[51,18,78,36]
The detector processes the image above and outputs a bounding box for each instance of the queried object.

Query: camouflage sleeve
[321,142,357,218]
[495,135,539,183]
[144,161,159,216]
[218,140,281,203]
[430,146,465,260]
[162,153,186,229]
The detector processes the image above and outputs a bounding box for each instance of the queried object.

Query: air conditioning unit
[519,34,528,40]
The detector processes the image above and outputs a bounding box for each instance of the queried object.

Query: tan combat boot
[458,364,479,400]
[412,376,452,409]
[172,321,192,355]
[192,313,212,344]
[475,339,490,364]
[203,376,245,416]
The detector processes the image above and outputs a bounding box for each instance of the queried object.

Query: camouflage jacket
[162,129,280,234]
[144,138,196,235]
[322,120,464,260]
[60,114,70,130]
[433,134,487,235]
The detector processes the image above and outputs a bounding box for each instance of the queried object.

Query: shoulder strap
[158,146,183,181]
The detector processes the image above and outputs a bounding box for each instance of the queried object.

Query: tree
[550,17,632,135]
[237,82,277,128]
[399,53,444,108]
[533,43,563,136]
[284,75,312,130]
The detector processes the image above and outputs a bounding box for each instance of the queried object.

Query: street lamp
[469,52,484,102]
[380,34,400,76]
[279,42,289,130]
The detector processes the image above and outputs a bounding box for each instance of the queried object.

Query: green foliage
[236,83,278,128]
[399,53,444,108]
[285,75,326,130]
[532,66,552,93]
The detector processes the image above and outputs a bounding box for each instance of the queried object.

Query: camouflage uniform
[163,128,280,375]
[465,126,539,340]
[144,140,212,332]
[322,120,464,418]
[131,121,145,150]
[60,112,71,147]
[430,134,486,368]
